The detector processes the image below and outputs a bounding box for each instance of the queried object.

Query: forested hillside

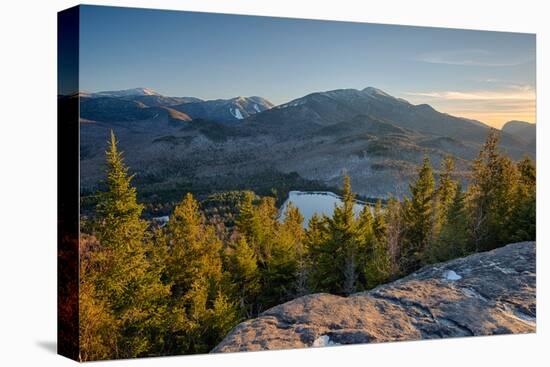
[78,129,535,360]
[79,88,535,203]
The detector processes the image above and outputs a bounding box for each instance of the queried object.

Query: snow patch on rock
[312,335,340,347]
[443,270,462,281]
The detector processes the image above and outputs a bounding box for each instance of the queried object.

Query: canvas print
[58,5,536,362]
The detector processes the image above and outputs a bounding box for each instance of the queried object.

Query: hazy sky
[79,5,536,128]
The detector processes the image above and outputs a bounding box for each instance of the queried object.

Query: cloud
[406,89,535,101]
[404,87,536,128]
[416,49,533,67]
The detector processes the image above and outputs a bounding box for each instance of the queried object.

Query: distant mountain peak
[94,87,161,98]
[362,87,411,105]
[504,120,534,127]
[362,86,392,97]
[502,120,536,145]
[138,87,160,96]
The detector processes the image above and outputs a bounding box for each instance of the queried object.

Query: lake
[279,191,371,227]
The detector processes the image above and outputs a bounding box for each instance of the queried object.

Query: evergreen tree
[235,192,262,259]
[261,203,301,306]
[310,175,360,295]
[93,131,170,358]
[160,192,238,354]
[355,205,374,288]
[435,156,458,230]
[227,237,261,317]
[256,196,279,262]
[384,197,404,276]
[282,203,309,296]
[363,201,392,288]
[401,156,435,273]
[517,156,536,188]
[468,130,521,250]
[509,156,536,241]
[304,213,328,291]
[236,192,278,266]
[426,156,459,262]
[430,184,470,262]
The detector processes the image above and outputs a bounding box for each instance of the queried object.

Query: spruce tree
[93,131,170,358]
[161,192,238,354]
[356,204,374,244]
[227,237,260,317]
[363,201,392,289]
[304,213,328,292]
[261,202,301,307]
[384,197,403,276]
[356,205,374,288]
[426,156,459,262]
[435,156,458,230]
[235,192,262,259]
[256,196,279,263]
[509,156,536,242]
[401,156,435,273]
[310,175,360,295]
[431,184,470,262]
[236,192,278,266]
[468,130,521,250]
[282,203,309,296]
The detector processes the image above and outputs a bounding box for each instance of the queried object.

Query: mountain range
[77,87,535,202]
[80,87,273,123]
[502,120,536,146]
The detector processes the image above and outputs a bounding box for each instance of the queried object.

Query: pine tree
[227,237,260,317]
[468,130,521,250]
[256,196,279,263]
[355,205,374,288]
[384,197,403,276]
[401,156,435,273]
[363,201,392,288]
[93,131,170,358]
[509,156,536,242]
[261,202,301,307]
[161,192,238,354]
[356,204,374,244]
[310,175,360,295]
[304,213,327,291]
[281,203,308,296]
[435,156,458,230]
[431,184,470,262]
[235,192,262,259]
[517,156,536,188]
[426,156,459,263]
[236,192,278,266]
[341,175,359,294]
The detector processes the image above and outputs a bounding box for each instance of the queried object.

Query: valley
[77,86,535,214]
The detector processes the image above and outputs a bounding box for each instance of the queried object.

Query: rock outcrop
[213,242,536,353]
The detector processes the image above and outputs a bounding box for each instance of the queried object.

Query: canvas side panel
[57,5,80,362]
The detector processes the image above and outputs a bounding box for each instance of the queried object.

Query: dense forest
[79,130,535,361]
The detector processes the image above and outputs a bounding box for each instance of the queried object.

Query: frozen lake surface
[280,191,370,227]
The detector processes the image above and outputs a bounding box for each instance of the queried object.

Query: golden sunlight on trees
[79,130,535,359]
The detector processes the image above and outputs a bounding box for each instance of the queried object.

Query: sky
[79,5,536,128]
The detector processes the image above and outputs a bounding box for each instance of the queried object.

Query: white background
[0,0,547,366]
